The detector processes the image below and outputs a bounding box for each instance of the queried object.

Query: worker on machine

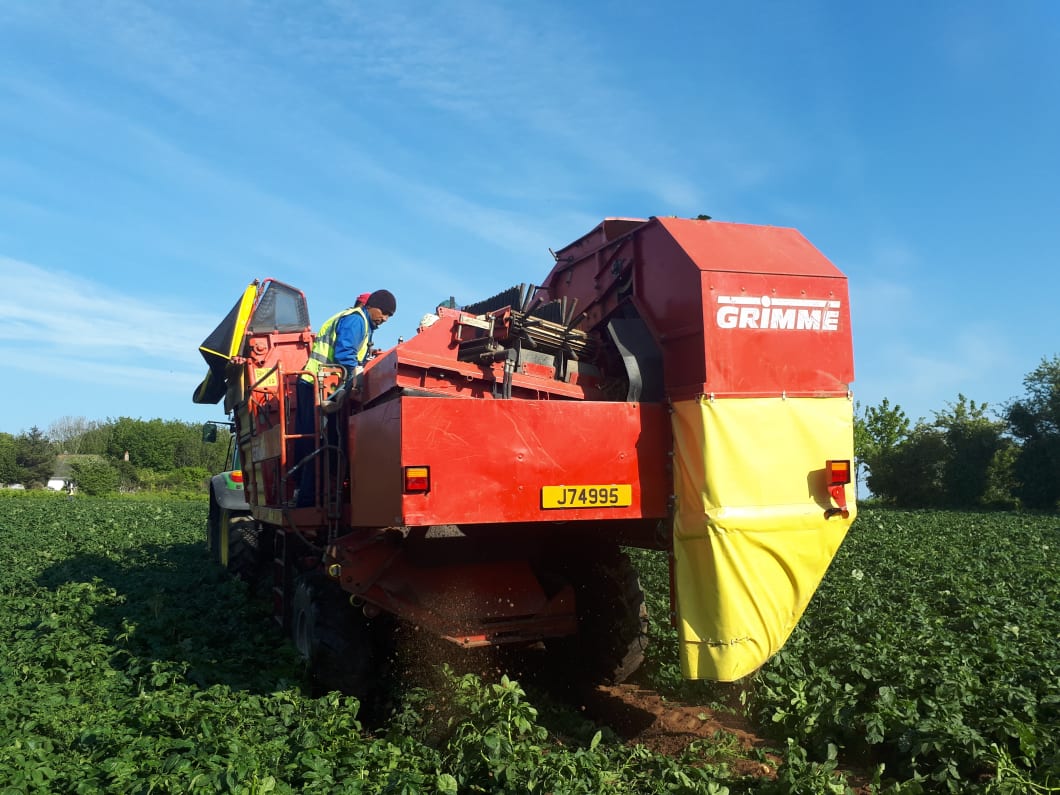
[294,289,397,507]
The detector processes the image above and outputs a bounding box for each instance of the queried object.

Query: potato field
[0,495,1057,794]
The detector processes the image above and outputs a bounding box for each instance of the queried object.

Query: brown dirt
[579,683,781,779]
[381,629,876,789]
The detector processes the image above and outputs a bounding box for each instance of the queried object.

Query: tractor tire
[291,575,393,721]
[545,548,649,687]
[206,497,221,560]
[222,510,260,581]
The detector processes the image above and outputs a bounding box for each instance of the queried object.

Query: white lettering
[738,307,760,328]
[796,309,821,330]
[769,308,795,329]
[715,295,842,333]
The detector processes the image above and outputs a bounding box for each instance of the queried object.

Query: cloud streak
[0,256,213,367]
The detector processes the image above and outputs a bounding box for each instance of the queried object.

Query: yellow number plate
[541,484,632,509]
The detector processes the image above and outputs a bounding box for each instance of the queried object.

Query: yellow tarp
[671,396,856,681]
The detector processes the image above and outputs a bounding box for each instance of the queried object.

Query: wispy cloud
[0,255,215,368]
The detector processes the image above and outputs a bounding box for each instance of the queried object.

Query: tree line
[856,354,1060,510]
[3,354,1058,507]
[0,417,231,496]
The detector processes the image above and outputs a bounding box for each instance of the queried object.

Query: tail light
[827,460,850,486]
[825,459,850,518]
[229,470,244,484]
[404,466,430,494]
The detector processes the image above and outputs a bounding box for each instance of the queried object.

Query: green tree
[103,417,219,474]
[69,458,120,496]
[933,394,1013,508]
[855,398,910,493]
[160,466,210,493]
[868,420,947,508]
[15,427,56,488]
[0,433,18,483]
[1005,354,1060,509]
[861,395,1011,508]
[105,417,174,471]
[75,422,113,456]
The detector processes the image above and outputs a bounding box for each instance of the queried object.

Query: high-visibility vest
[301,306,370,383]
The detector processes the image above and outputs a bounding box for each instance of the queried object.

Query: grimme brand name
[716,295,841,331]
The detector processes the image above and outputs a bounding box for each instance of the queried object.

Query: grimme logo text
[716,295,841,331]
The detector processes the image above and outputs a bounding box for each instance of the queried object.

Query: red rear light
[404,466,430,494]
[230,470,244,484]
[825,459,851,519]
[826,460,850,486]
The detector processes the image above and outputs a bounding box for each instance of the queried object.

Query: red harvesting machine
[195,216,857,695]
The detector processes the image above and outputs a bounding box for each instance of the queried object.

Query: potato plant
[1,495,1056,793]
[0,496,744,794]
[633,508,1060,793]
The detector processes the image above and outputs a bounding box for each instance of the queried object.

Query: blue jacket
[332,308,378,369]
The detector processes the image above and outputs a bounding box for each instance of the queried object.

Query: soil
[578,683,874,792]
[380,627,875,789]
[581,683,781,779]
[386,627,781,778]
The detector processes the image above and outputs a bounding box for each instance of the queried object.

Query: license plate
[541,484,632,509]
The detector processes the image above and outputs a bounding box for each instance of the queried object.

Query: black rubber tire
[291,575,393,721]
[545,547,650,686]
[224,511,260,582]
[206,496,221,561]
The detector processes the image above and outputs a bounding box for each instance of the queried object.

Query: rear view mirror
[202,423,218,443]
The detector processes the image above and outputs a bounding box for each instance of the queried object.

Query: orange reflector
[404,466,430,493]
[826,459,851,486]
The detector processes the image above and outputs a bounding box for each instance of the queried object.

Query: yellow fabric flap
[671,396,856,681]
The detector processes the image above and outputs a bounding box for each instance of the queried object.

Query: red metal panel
[540,217,854,401]
[347,398,404,525]
[698,269,853,398]
[348,397,671,526]
[655,217,846,277]
[638,219,854,398]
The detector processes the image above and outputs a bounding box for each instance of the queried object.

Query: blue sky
[1,1,1058,436]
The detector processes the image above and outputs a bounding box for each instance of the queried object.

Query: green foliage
[69,458,121,496]
[633,505,1060,793]
[134,466,210,496]
[856,398,913,499]
[3,497,1056,794]
[855,398,911,466]
[75,422,114,456]
[935,396,1014,508]
[37,417,232,494]
[105,417,192,472]
[750,508,1060,793]
[1005,354,1060,509]
[163,466,211,493]
[0,497,742,794]
[869,420,948,507]
[14,426,56,487]
[0,432,17,483]
[862,396,1014,509]
[389,668,735,794]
